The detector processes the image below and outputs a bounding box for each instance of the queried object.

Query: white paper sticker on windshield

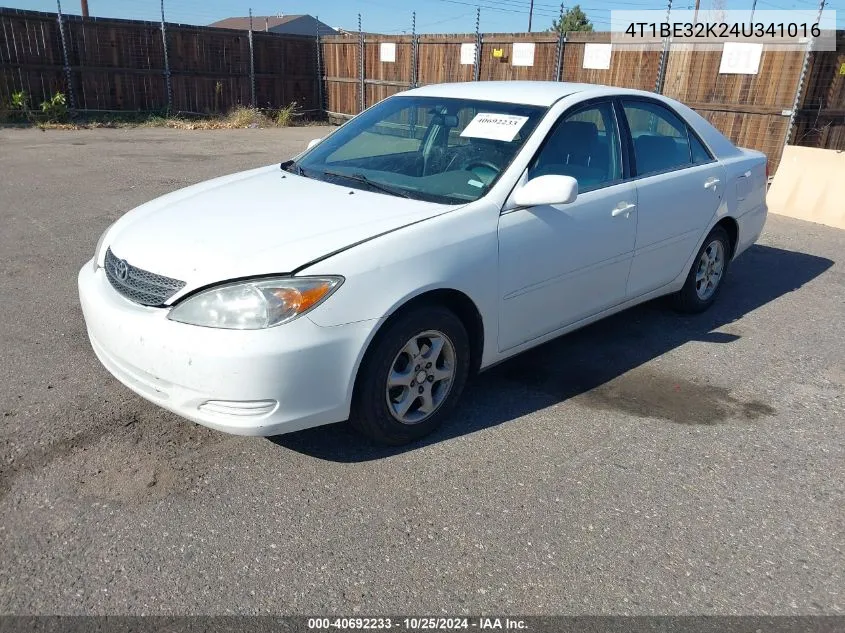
[460,113,529,142]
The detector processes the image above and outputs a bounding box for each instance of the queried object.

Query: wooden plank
[363,79,411,88]
[563,41,659,90]
[479,40,558,82]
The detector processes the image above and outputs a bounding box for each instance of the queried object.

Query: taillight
[765,160,769,180]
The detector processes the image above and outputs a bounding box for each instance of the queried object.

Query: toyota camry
[78,81,768,445]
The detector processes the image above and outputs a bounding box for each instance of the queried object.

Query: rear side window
[622,100,694,177]
[689,129,714,164]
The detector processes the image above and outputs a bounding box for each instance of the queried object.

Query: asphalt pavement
[0,127,842,615]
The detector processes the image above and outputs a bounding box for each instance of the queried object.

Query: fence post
[784,0,826,146]
[358,13,365,113]
[654,0,672,93]
[55,0,76,110]
[160,0,172,112]
[473,8,481,82]
[655,37,669,94]
[315,15,325,116]
[248,9,256,108]
[411,12,417,88]
[554,3,565,82]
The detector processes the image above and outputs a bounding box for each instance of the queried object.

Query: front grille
[104,247,186,306]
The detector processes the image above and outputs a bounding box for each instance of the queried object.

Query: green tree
[551,5,594,33]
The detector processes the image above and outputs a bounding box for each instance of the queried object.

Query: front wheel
[351,306,470,445]
[673,226,731,313]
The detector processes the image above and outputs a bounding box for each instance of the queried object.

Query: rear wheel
[673,226,731,313]
[351,306,470,445]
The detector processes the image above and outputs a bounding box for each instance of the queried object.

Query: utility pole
[528,0,534,31]
[693,0,700,23]
[750,0,758,23]
[80,0,89,18]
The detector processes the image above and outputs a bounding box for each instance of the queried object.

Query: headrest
[558,120,598,147]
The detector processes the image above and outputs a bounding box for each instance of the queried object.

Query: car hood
[105,165,455,294]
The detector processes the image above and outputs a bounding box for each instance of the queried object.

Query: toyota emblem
[115,258,129,281]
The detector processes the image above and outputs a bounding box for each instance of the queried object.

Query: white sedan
[79,81,768,445]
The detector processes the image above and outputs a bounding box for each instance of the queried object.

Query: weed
[275,101,300,127]
[40,92,69,123]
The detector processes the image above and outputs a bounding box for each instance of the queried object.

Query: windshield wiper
[321,170,413,199]
[280,159,307,177]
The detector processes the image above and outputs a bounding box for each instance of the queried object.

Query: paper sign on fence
[719,42,763,74]
[460,42,476,65]
[511,42,535,67]
[460,113,529,142]
[380,42,396,63]
[583,43,612,70]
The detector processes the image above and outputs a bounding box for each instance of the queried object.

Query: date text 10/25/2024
[307,617,528,630]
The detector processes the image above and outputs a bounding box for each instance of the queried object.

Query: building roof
[210,15,304,30]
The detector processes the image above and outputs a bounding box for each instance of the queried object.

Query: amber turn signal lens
[271,282,333,313]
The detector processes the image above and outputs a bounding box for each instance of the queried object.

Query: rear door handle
[704,177,721,189]
[612,202,636,217]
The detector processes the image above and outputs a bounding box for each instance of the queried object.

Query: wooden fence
[1,7,841,174]
[322,30,845,173]
[0,8,319,114]
[793,30,845,151]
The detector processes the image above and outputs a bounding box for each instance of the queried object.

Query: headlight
[167,276,343,330]
[92,224,113,271]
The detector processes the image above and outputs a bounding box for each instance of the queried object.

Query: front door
[497,100,638,351]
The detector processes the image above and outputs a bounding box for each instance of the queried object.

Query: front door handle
[612,202,636,217]
[704,177,721,189]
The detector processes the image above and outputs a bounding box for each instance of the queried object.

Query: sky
[10,0,845,32]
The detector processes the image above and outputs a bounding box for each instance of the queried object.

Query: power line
[429,0,561,18]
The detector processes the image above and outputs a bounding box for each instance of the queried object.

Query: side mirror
[307,138,323,150]
[512,175,578,207]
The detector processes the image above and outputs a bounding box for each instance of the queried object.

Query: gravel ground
[0,128,842,615]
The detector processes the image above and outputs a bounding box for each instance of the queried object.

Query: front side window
[296,96,546,204]
[528,101,622,193]
[623,100,694,176]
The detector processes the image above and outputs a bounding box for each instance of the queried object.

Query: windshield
[295,96,547,204]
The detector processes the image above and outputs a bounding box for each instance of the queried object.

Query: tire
[351,305,471,445]
[672,226,732,313]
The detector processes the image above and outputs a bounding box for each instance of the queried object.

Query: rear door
[619,98,726,298]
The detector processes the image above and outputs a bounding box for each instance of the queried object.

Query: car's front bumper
[78,260,378,436]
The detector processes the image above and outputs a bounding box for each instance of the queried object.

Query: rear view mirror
[512,175,578,207]
[307,138,322,150]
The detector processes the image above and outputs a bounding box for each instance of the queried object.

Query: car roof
[402,81,648,107]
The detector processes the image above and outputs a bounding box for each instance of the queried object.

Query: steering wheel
[463,160,501,182]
